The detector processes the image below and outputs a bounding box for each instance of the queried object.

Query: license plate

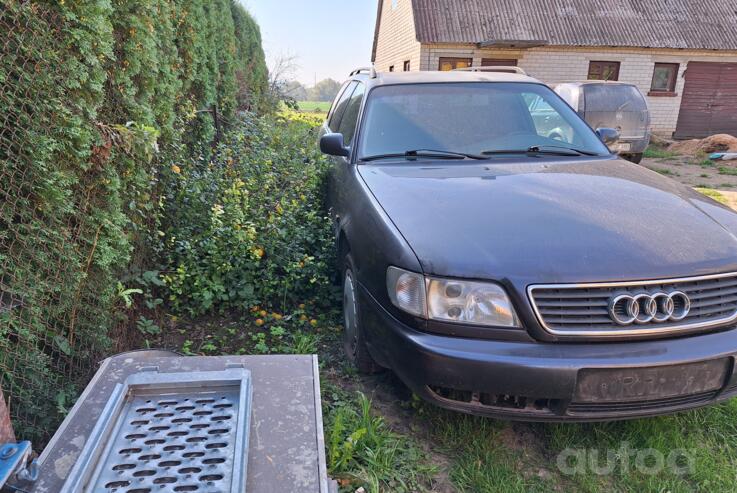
[613,142,631,152]
[574,359,729,403]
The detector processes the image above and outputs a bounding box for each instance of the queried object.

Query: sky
[241,0,378,86]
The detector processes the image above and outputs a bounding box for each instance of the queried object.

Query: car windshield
[358,82,610,160]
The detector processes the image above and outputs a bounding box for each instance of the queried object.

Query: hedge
[0,0,268,443]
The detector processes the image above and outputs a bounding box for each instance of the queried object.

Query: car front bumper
[359,285,737,422]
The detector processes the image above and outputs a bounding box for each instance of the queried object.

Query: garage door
[674,62,737,139]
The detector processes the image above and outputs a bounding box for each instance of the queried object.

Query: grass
[695,187,728,205]
[718,166,737,176]
[643,145,679,159]
[541,405,737,493]
[654,167,679,177]
[297,100,331,114]
[323,386,437,492]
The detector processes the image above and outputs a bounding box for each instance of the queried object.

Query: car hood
[358,157,737,284]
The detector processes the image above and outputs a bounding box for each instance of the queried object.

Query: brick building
[372,0,737,138]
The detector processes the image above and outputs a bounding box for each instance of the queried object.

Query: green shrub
[161,112,338,316]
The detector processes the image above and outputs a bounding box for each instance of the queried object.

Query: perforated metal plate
[60,368,252,493]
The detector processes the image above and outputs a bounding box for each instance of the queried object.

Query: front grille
[528,272,737,337]
[567,390,718,414]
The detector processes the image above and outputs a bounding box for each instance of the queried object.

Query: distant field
[297,101,331,113]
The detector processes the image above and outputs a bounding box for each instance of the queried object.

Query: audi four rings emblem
[608,291,691,325]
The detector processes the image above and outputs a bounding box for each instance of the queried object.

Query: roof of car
[352,70,542,88]
[555,81,639,87]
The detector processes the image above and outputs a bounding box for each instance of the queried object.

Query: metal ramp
[61,368,252,493]
[28,351,332,493]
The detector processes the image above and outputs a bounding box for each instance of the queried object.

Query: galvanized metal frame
[60,367,252,493]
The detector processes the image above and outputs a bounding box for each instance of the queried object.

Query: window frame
[481,58,518,67]
[438,57,473,71]
[327,81,358,131]
[587,61,621,81]
[354,81,611,162]
[403,60,411,72]
[649,63,679,95]
[336,82,366,147]
[389,65,395,72]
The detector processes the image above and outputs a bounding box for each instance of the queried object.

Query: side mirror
[320,133,350,157]
[596,127,620,145]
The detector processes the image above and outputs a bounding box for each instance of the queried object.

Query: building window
[403,60,411,71]
[439,57,472,71]
[388,65,394,72]
[587,61,620,81]
[391,0,399,9]
[650,63,679,93]
[481,58,518,67]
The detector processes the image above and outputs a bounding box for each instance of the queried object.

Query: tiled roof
[375,0,737,56]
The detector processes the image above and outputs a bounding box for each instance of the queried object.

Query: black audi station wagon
[319,67,737,421]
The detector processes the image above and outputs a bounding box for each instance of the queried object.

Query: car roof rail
[349,66,378,78]
[453,66,527,76]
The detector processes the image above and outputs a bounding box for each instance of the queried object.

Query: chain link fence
[0,2,118,444]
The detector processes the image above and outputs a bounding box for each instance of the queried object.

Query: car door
[324,82,357,215]
[325,81,365,230]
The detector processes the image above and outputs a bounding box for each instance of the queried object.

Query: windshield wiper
[360,149,487,162]
[481,145,600,157]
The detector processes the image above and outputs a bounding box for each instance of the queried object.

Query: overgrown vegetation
[0,0,268,442]
[160,112,337,317]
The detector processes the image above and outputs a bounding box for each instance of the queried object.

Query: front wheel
[342,255,382,374]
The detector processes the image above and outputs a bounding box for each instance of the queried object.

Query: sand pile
[669,134,737,155]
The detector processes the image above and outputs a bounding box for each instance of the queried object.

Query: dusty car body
[319,69,737,421]
[553,81,651,163]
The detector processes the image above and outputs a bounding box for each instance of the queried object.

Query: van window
[584,84,646,112]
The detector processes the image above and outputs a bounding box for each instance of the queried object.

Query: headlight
[387,267,520,328]
[427,278,520,327]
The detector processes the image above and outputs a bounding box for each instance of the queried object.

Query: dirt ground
[640,154,737,190]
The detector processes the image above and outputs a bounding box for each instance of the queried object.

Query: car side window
[328,81,358,131]
[327,82,351,122]
[336,83,365,146]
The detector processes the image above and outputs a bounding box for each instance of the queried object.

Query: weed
[654,168,678,177]
[718,166,737,176]
[136,317,160,336]
[290,332,320,354]
[643,146,679,159]
[325,391,437,492]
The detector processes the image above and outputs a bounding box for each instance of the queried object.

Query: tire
[342,254,382,374]
[621,153,643,164]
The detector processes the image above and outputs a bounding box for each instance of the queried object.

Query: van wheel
[342,254,382,374]
[622,153,643,164]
